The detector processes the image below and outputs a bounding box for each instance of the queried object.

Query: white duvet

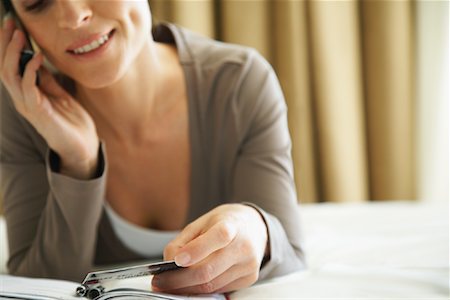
[232,201,449,299]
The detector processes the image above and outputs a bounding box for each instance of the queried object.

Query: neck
[75,40,174,142]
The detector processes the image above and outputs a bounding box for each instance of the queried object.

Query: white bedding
[232,201,449,299]
[1,201,449,299]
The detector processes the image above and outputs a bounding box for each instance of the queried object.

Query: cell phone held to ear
[2,0,39,84]
[19,49,34,77]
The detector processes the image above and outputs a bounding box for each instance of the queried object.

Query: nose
[57,0,92,29]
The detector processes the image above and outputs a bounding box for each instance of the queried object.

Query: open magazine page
[0,275,227,300]
[95,289,226,300]
[95,276,226,300]
[0,274,79,300]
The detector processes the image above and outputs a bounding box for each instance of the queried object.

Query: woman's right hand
[0,17,99,180]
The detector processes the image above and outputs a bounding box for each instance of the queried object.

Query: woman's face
[12,0,152,88]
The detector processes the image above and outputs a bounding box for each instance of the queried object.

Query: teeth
[73,33,110,54]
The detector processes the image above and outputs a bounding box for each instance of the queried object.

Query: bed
[233,200,449,299]
[1,200,448,299]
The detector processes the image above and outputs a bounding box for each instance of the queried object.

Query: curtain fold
[149,0,416,203]
[360,1,415,200]
[307,0,368,202]
[272,1,318,203]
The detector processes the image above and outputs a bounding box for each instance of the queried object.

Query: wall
[416,1,449,203]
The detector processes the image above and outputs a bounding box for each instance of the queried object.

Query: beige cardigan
[0,23,305,282]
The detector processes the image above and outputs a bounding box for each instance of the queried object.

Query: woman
[0,0,304,294]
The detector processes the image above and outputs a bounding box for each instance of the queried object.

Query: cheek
[126,1,152,35]
[28,34,79,80]
[27,29,61,64]
[115,2,151,65]
[30,34,65,70]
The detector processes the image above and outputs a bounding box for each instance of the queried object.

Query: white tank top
[104,203,179,258]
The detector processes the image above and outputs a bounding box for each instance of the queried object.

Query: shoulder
[175,24,281,103]
[156,23,286,142]
[155,23,274,89]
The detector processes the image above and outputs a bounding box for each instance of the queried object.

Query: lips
[67,29,115,55]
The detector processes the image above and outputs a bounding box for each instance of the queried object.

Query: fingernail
[12,29,19,39]
[174,252,190,266]
[152,275,164,292]
[3,12,12,26]
[152,276,162,288]
[152,285,162,292]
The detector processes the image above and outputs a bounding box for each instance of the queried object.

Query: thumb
[163,219,204,262]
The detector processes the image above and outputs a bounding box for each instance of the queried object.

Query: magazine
[0,274,226,300]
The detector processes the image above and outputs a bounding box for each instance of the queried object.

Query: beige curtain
[149,0,416,203]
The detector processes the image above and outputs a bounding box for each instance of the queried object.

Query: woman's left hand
[152,204,269,294]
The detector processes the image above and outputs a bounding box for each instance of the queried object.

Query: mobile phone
[2,0,39,83]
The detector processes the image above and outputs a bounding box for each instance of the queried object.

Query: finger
[20,53,72,122]
[51,95,75,123]
[3,29,25,83]
[1,30,26,105]
[39,67,71,99]
[215,273,259,294]
[153,248,235,291]
[38,68,80,120]
[37,67,78,118]
[0,13,16,69]
[21,52,43,110]
[164,220,205,261]
[21,52,42,88]
[155,265,256,295]
[173,220,237,267]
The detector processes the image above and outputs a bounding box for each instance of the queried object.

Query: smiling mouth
[68,30,115,55]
